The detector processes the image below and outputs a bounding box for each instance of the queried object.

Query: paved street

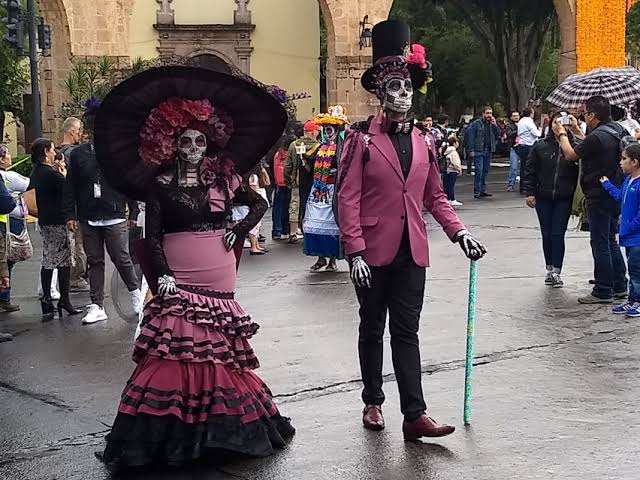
[1,173,640,480]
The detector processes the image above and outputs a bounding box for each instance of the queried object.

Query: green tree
[0,4,30,142]
[391,0,558,115]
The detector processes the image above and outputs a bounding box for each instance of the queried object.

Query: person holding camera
[524,112,580,288]
[554,95,629,304]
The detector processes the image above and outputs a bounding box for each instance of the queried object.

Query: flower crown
[138,97,234,167]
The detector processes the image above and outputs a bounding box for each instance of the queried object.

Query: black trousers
[355,243,427,419]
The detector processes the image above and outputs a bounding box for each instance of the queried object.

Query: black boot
[40,267,55,322]
[40,298,55,322]
[57,267,82,316]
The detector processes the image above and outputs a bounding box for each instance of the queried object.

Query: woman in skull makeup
[302,107,348,272]
[93,67,294,471]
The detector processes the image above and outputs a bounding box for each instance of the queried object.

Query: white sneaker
[296,228,303,236]
[451,200,463,206]
[131,289,143,314]
[243,239,251,249]
[82,304,108,325]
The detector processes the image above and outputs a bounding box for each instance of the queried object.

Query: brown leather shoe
[402,415,455,440]
[362,405,385,431]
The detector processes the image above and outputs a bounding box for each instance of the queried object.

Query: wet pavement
[1,173,640,480]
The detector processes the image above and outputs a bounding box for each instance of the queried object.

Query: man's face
[510,112,520,124]
[423,117,433,128]
[585,110,598,129]
[483,109,494,122]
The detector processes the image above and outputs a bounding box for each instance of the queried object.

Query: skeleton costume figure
[337,21,486,440]
[92,66,294,471]
[302,106,348,271]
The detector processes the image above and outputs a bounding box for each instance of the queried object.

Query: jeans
[82,221,139,306]
[442,172,458,201]
[626,247,640,303]
[515,145,532,194]
[465,152,474,174]
[535,198,572,272]
[473,151,491,194]
[508,148,520,190]
[355,240,427,420]
[586,200,628,298]
[271,186,291,237]
[0,217,25,303]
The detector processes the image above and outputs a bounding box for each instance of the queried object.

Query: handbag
[7,217,33,263]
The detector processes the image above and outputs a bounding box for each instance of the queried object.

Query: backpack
[598,124,639,154]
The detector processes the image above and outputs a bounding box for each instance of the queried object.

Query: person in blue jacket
[601,144,640,317]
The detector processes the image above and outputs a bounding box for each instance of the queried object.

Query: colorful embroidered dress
[302,143,344,258]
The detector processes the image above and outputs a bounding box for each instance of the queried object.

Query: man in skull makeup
[92,67,294,471]
[302,106,348,271]
[337,21,487,440]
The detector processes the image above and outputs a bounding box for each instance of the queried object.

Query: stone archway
[318,0,395,118]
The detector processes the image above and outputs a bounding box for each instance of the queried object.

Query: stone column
[156,0,175,25]
[554,0,577,80]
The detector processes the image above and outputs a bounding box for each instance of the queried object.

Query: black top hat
[361,20,411,95]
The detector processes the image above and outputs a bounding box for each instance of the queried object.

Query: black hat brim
[361,56,408,95]
[94,66,287,201]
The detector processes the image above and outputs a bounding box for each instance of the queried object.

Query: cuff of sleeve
[345,239,367,256]
[447,225,467,242]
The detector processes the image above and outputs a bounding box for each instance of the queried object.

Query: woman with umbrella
[93,66,294,470]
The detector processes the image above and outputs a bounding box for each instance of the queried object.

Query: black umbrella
[94,66,287,201]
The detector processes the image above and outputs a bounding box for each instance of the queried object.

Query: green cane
[463,260,478,425]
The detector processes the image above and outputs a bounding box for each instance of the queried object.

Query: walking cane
[463,260,478,425]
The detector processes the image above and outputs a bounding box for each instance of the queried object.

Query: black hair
[437,114,449,125]
[280,135,296,151]
[31,138,54,164]
[585,95,611,122]
[521,108,533,118]
[611,105,626,122]
[624,144,640,164]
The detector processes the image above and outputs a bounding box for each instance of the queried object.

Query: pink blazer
[337,115,465,268]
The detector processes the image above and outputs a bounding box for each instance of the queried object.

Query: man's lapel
[368,116,404,181]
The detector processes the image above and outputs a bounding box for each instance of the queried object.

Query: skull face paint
[323,125,338,145]
[383,78,413,115]
[178,129,207,164]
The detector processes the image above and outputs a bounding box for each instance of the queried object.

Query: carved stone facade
[155,24,255,74]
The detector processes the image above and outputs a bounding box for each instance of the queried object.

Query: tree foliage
[0,3,30,141]
[391,0,559,119]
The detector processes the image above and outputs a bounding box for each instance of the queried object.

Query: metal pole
[27,0,42,138]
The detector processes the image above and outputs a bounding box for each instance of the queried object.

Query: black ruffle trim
[100,412,295,472]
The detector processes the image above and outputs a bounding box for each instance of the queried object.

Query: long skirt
[302,184,344,259]
[102,230,294,470]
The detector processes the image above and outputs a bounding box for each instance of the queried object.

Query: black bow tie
[388,119,414,135]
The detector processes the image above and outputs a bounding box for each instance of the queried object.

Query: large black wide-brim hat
[94,66,287,200]
[361,20,411,94]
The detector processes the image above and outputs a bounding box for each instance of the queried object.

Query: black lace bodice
[146,180,267,278]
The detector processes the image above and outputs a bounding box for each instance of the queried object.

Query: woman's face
[0,151,11,168]
[45,143,56,163]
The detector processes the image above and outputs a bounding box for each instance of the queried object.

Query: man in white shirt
[612,105,640,139]
[516,108,541,194]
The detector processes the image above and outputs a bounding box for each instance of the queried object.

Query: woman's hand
[157,275,177,296]
[600,176,609,184]
[223,230,237,251]
[526,196,536,208]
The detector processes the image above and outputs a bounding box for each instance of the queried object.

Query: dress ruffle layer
[134,288,260,371]
[102,411,295,469]
[102,285,294,470]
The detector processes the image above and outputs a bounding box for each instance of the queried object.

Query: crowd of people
[0,15,638,476]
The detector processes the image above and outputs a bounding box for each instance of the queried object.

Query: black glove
[456,230,487,261]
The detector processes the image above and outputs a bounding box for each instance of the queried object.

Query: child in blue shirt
[600,144,640,317]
